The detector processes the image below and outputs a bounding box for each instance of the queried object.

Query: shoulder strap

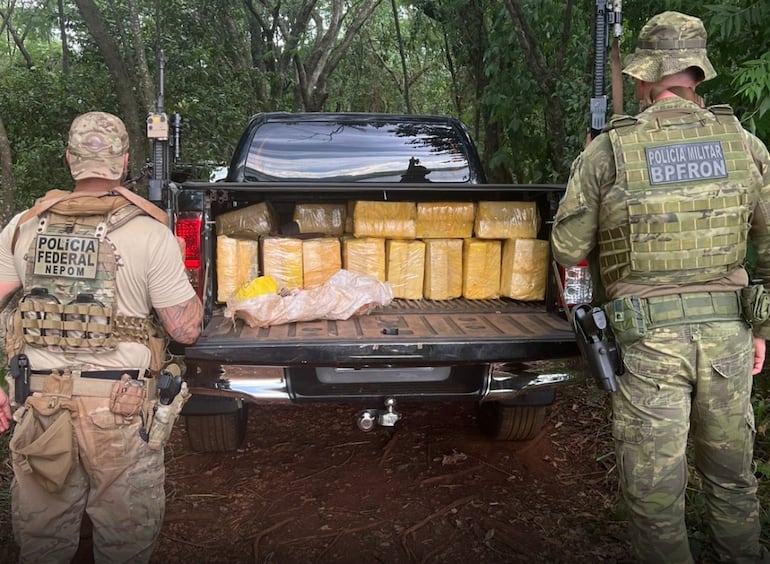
[11,187,168,253]
[110,186,168,226]
[708,104,735,116]
[604,115,638,131]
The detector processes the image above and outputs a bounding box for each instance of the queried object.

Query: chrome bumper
[188,360,583,404]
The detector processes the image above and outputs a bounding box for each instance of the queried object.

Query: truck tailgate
[185,299,577,366]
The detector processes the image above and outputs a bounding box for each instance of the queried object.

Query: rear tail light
[561,260,593,306]
[175,212,204,299]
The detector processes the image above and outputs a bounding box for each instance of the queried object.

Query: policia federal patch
[645,141,728,185]
[33,234,99,278]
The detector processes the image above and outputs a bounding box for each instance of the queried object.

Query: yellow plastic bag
[233,276,279,301]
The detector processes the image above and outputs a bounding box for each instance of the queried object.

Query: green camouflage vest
[18,202,153,353]
[599,104,759,286]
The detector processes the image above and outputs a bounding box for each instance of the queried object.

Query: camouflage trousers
[612,320,766,564]
[10,396,165,564]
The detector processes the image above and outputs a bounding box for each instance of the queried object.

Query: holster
[147,382,191,451]
[740,284,770,326]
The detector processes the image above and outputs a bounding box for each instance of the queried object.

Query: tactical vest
[599,104,760,287]
[14,190,163,354]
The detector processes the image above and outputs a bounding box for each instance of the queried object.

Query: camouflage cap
[67,111,129,181]
[623,11,716,83]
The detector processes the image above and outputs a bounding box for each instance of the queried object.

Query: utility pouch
[604,296,647,346]
[147,382,190,451]
[740,285,770,326]
[109,375,146,419]
[9,408,77,493]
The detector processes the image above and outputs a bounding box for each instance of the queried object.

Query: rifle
[590,0,623,140]
[147,51,182,229]
[572,304,622,393]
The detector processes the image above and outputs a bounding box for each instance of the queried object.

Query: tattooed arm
[156,295,203,344]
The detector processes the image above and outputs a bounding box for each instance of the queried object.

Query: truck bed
[185,298,577,366]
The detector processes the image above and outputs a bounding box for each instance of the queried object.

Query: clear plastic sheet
[226,269,393,328]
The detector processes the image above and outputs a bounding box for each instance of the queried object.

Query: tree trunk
[74,0,150,193]
[0,115,15,224]
[391,0,411,113]
[58,0,70,75]
[504,0,574,180]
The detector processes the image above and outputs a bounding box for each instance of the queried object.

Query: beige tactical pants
[11,395,165,564]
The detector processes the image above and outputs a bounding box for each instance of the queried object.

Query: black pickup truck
[172,112,585,452]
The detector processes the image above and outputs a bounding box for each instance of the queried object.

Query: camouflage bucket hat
[623,11,716,83]
[67,111,129,181]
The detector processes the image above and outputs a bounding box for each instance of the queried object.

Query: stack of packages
[215,198,550,303]
[215,202,275,302]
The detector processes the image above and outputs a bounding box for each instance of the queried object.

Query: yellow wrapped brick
[303,238,341,289]
[262,237,303,290]
[293,203,346,236]
[423,239,463,300]
[216,235,239,302]
[236,239,260,288]
[501,238,549,300]
[463,238,501,299]
[474,201,539,239]
[353,201,416,239]
[416,202,475,238]
[343,237,386,282]
[386,240,425,300]
[216,201,277,238]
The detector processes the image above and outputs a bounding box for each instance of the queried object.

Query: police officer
[0,111,203,562]
[552,11,770,564]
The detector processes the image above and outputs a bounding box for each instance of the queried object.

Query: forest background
[1,0,769,222]
[2,0,770,548]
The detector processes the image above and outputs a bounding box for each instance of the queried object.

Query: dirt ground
[0,380,635,563]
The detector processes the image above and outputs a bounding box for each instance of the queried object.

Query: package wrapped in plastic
[233,275,279,301]
[415,202,475,238]
[303,238,341,289]
[501,238,549,300]
[343,237,386,282]
[216,202,277,238]
[463,238,501,299]
[217,235,239,302]
[423,239,463,300]
[216,236,260,302]
[236,238,260,287]
[293,203,346,236]
[225,269,394,328]
[353,201,416,239]
[386,240,425,300]
[262,237,303,290]
[474,201,540,239]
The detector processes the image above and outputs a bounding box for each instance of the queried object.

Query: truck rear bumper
[185,359,581,406]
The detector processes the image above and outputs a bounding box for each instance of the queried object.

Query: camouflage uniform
[552,12,770,564]
[1,112,196,563]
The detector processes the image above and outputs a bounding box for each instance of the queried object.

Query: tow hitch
[356,397,401,432]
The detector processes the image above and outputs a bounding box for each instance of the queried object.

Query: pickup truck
[171,112,586,452]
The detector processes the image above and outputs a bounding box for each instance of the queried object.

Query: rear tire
[184,403,250,452]
[477,402,546,441]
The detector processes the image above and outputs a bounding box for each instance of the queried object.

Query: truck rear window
[243,120,472,183]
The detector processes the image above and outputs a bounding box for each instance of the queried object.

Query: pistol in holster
[9,353,31,407]
[572,304,623,393]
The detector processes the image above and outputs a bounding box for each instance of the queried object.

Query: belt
[31,369,146,380]
[28,369,151,398]
[640,291,742,328]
